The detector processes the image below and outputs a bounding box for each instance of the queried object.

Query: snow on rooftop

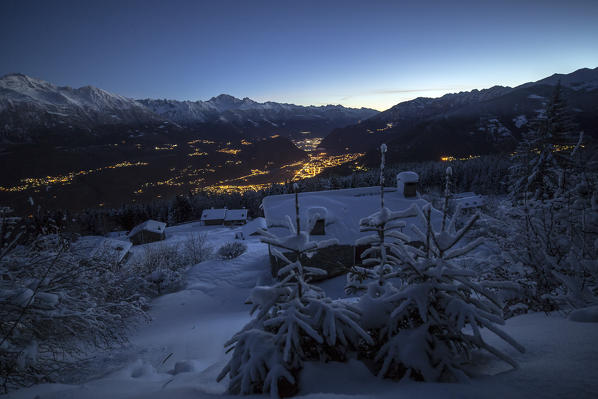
[89,238,132,263]
[224,209,248,221]
[71,236,132,264]
[396,171,419,183]
[201,208,226,220]
[262,186,441,245]
[128,219,166,238]
[241,217,267,237]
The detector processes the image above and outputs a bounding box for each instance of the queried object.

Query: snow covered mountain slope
[0,74,378,141]
[320,67,598,161]
[0,74,158,136]
[139,95,378,138]
[518,67,598,91]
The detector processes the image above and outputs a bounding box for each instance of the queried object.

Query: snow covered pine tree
[506,81,597,310]
[218,184,372,398]
[366,202,525,381]
[350,148,524,382]
[345,143,412,292]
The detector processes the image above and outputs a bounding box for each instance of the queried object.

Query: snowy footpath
[7,224,598,399]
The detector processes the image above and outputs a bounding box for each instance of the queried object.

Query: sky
[1,0,597,111]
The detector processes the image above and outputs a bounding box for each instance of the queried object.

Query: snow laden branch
[346,206,413,293]
[346,143,416,293]
[355,203,525,381]
[0,234,147,392]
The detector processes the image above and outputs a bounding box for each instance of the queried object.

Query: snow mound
[568,305,598,323]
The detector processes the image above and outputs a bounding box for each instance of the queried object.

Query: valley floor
[7,224,598,399]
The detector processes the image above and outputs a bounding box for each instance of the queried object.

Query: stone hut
[128,220,166,245]
[261,172,440,280]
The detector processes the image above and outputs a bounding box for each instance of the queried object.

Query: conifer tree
[505,82,597,310]
[510,82,581,202]
[345,144,412,293]
[218,184,372,398]
[352,161,525,382]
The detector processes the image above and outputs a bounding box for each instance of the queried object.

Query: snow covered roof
[224,209,248,221]
[201,208,227,221]
[396,171,419,183]
[89,238,132,263]
[262,186,441,245]
[242,217,267,236]
[128,220,166,238]
[71,236,132,264]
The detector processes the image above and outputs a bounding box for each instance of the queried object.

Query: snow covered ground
[7,223,598,399]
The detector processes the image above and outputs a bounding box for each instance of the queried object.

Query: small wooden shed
[224,209,248,225]
[201,208,227,225]
[128,220,166,245]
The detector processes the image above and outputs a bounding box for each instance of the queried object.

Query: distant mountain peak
[1,72,26,79]
[0,73,54,90]
[0,74,379,140]
[208,93,241,102]
[518,66,598,90]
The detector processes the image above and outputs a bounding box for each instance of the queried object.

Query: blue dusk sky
[1,0,597,111]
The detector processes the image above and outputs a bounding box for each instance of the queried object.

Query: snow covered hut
[71,236,133,266]
[262,173,441,279]
[90,238,133,264]
[128,220,166,245]
[201,208,226,225]
[236,217,267,240]
[224,209,248,225]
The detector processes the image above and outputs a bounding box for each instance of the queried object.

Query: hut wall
[224,219,247,226]
[130,230,165,245]
[269,244,354,280]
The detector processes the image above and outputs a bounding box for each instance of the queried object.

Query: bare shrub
[217,242,247,260]
[0,235,146,392]
[129,243,187,296]
[181,233,212,265]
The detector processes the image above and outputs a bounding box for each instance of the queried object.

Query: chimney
[396,171,419,198]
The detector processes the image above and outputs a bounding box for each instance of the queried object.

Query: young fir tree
[505,82,597,310]
[510,81,581,202]
[345,143,413,293]
[218,184,372,398]
[353,162,525,382]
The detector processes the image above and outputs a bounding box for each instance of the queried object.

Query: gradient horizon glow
[1,0,597,111]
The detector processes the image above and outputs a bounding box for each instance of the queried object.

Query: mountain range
[1,67,597,162]
[1,67,597,212]
[0,74,378,143]
[320,67,598,163]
